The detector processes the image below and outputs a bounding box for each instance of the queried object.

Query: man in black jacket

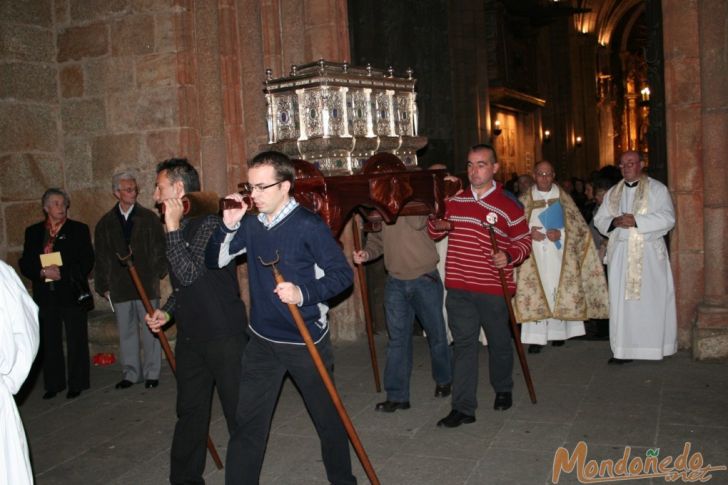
[144,158,248,485]
[19,188,94,400]
[94,171,167,390]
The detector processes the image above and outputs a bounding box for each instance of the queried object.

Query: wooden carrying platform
[290,153,451,237]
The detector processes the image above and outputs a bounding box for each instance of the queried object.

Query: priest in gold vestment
[515,161,609,351]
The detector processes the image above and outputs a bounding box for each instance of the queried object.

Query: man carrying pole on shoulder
[428,143,531,427]
[205,150,356,485]
[144,158,248,485]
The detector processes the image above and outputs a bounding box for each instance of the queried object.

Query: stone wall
[663,0,728,359]
[1,0,366,342]
[1,0,61,265]
[1,0,186,264]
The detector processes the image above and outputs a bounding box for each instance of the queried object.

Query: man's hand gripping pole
[116,248,225,469]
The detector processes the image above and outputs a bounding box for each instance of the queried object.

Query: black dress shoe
[437,410,475,428]
[115,379,134,389]
[434,383,452,397]
[375,400,410,413]
[66,390,81,399]
[42,391,58,400]
[551,340,565,347]
[145,379,159,389]
[608,357,633,365]
[528,344,543,354]
[493,392,512,410]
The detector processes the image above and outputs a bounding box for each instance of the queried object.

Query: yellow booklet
[40,252,63,282]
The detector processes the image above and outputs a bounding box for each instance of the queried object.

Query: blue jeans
[383,270,452,402]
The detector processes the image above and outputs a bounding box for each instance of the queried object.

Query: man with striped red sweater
[428,144,531,428]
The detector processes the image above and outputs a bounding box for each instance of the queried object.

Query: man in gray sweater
[354,215,452,412]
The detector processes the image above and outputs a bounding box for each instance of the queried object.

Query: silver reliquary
[263,60,428,175]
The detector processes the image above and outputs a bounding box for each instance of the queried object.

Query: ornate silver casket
[263,60,428,175]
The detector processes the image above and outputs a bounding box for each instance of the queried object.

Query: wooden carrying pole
[260,254,380,485]
[483,224,538,404]
[351,215,382,392]
[117,251,225,469]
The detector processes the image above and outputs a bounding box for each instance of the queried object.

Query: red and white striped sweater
[428,183,531,296]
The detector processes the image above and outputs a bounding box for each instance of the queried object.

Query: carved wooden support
[289,153,453,237]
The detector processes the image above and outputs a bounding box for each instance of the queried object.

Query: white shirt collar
[471,181,496,200]
[257,198,299,229]
[118,203,135,220]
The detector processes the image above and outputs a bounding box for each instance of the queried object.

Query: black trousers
[225,332,356,485]
[446,289,514,416]
[170,333,245,485]
[39,304,90,393]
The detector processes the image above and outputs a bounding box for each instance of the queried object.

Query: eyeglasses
[535,171,554,177]
[619,160,641,168]
[118,187,138,194]
[242,181,282,193]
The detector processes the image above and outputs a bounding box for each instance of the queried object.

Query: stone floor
[17,336,728,485]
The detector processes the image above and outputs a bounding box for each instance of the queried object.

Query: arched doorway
[589,0,667,182]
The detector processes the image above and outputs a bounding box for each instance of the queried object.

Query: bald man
[514,161,608,353]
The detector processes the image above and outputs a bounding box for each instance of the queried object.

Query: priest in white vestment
[594,151,677,363]
[515,162,609,352]
[1,260,40,485]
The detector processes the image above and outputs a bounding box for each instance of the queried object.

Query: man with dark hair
[95,171,166,390]
[428,144,531,427]
[19,188,94,400]
[206,151,356,484]
[145,158,248,484]
[155,157,202,192]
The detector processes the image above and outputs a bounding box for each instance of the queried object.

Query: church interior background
[0,0,726,359]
